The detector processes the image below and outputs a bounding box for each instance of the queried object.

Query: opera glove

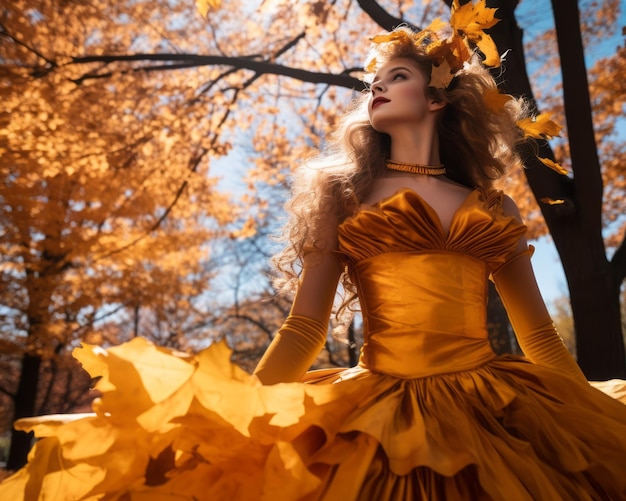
[253,314,328,385]
[492,247,587,383]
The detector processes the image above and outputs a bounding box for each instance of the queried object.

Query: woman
[250,22,626,501]
[2,4,625,500]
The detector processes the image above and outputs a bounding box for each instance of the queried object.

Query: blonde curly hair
[272,26,530,326]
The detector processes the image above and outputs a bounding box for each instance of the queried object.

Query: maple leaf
[450,0,500,67]
[430,59,455,89]
[517,113,563,139]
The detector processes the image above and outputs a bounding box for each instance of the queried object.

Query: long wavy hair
[272,26,529,326]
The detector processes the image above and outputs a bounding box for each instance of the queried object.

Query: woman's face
[367,57,434,133]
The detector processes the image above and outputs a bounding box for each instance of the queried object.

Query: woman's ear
[427,87,447,111]
[428,98,447,111]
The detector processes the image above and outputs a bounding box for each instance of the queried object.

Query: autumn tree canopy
[1,0,624,468]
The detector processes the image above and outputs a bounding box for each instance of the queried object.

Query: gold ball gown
[2,188,625,500]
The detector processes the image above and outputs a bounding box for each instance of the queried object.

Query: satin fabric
[354,252,496,378]
[1,187,625,500]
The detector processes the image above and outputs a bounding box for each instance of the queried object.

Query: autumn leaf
[73,343,109,379]
[370,30,412,46]
[430,59,455,89]
[538,156,569,176]
[517,113,563,139]
[483,88,513,113]
[365,57,378,73]
[229,215,257,239]
[450,0,500,67]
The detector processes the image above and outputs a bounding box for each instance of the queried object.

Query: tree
[488,0,626,378]
[0,0,241,467]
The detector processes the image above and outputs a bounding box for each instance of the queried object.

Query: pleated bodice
[338,187,526,378]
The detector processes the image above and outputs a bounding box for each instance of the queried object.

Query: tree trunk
[487,282,520,355]
[347,320,359,366]
[488,0,625,378]
[6,353,41,470]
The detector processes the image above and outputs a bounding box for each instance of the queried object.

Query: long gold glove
[254,245,343,385]
[492,248,587,383]
[253,314,328,385]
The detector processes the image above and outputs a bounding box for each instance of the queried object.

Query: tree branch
[67,53,365,90]
[356,0,413,31]
[0,22,57,73]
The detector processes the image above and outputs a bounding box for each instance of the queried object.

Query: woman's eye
[392,73,406,80]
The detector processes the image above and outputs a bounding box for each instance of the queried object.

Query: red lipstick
[372,97,390,108]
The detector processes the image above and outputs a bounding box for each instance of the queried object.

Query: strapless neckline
[357,187,482,240]
[337,186,526,273]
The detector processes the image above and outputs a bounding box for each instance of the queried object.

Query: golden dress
[1,188,625,500]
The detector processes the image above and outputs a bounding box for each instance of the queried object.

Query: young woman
[2,6,625,501]
[250,25,626,500]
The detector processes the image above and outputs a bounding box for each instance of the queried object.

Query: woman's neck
[387,126,441,166]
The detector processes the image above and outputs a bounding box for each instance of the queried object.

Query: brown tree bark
[6,354,40,470]
[487,0,625,378]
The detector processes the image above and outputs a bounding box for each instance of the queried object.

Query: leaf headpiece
[366,0,499,89]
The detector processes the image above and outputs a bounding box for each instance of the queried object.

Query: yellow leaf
[517,113,563,139]
[429,59,455,89]
[196,0,221,18]
[370,30,412,46]
[365,57,378,73]
[540,197,566,205]
[450,0,500,67]
[538,156,569,176]
[105,338,195,405]
[483,88,513,113]
[415,18,448,49]
[73,343,109,379]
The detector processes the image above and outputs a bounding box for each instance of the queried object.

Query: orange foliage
[0,0,244,430]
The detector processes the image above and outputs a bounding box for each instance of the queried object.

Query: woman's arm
[253,230,344,385]
[492,196,587,383]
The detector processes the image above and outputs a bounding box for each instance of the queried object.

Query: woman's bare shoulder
[500,193,523,223]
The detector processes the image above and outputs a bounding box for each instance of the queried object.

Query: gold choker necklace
[385,159,446,176]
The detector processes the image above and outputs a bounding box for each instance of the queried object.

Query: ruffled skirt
[1,338,625,500]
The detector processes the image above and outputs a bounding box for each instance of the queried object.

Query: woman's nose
[371,81,385,94]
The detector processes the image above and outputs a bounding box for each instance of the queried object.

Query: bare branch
[356,0,413,31]
[66,53,365,90]
[0,22,57,71]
